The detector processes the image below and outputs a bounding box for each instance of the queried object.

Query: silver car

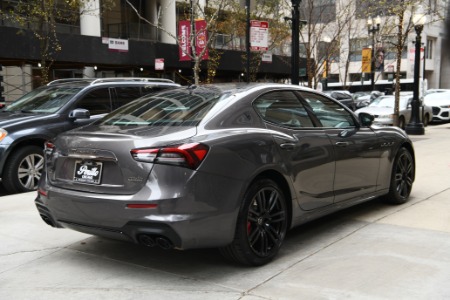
[35,83,415,266]
[355,95,432,129]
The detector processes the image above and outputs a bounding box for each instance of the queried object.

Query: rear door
[254,90,336,211]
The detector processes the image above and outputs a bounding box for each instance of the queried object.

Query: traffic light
[0,64,4,102]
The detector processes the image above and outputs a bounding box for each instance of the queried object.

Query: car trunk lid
[47,126,197,194]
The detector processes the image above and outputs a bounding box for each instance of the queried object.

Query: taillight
[45,141,55,150]
[38,188,48,197]
[44,141,55,155]
[131,143,209,169]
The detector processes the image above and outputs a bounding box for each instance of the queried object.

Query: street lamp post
[245,0,250,83]
[323,37,331,91]
[367,16,381,91]
[405,8,426,135]
[290,0,301,85]
[285,0,306,85]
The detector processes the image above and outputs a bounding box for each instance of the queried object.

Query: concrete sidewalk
[1,124,450,300]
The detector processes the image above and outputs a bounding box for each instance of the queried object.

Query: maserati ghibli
[35,83,415,266]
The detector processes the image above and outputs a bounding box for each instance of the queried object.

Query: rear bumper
[35,170,243,250]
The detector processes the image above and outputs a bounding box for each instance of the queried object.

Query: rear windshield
[97,88,226,127]
[5,86,81,113]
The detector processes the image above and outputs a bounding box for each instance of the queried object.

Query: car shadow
[66,197,395,277]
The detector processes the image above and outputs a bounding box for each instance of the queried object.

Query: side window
[113,86,142,110]
[298,91,356,128]
[254,91,314,128]
[75,88,112,115]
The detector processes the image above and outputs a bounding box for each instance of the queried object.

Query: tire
[423,114,429,127]
[220,178,288,266]
[398,116,406,130]
[383,147,415,205]
[2,145,45,194]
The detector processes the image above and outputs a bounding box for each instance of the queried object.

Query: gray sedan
[35,83,415,266]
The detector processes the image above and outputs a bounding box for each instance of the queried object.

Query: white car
[423,91,450,122]
[425,89,450,96]
[355,95,432,129]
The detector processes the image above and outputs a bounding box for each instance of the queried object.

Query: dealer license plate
[73,161,103,184]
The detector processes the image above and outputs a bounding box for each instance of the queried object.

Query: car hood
[0,111,53,127]
[355,106,394,116]
[424,98,450,106]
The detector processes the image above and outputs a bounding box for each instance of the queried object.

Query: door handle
[279,143,296,150]
[335,142,350,147]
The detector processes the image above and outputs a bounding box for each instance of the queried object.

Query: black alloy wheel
[384,147,415,204]
[220,178,288,266]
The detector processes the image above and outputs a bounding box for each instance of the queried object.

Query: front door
[297,91,381,203]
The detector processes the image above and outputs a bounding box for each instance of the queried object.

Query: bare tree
[126,0,232,85]
[218,1,292,82]
[299,0,355,89]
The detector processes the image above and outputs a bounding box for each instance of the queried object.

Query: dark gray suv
[0,78,180,193]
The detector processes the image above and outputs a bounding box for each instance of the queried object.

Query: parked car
[425,88,450,96]
[36,83,415,266]
[423,91,450,122]
[355,95,432,129]
[0,78,180,193]
[322,90,356,110]
[352,91,383,108]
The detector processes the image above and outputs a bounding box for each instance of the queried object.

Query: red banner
[178,20,191,61]
[195,19,209,60]
[178,20,209,61]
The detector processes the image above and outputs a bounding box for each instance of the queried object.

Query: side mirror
[358,112,374,127]
[69,108,90,120]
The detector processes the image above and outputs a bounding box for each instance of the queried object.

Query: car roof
[45,77,179,88]
[181,83,317,95]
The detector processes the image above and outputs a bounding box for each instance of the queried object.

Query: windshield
[4,86,81,113]
[369,97,408,109]
[97,88,227,127]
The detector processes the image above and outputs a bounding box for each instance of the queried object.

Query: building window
[349,38,370,62]
[355,0,396,18]
[301,0,336,24]
[426,39,433,59]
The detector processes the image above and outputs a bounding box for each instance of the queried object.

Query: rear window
[96,88,225,127]
[5,86,81,113]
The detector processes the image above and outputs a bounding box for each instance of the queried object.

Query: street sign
[262,52,272,63]
[250,20,269,51]
[155,58,164,71]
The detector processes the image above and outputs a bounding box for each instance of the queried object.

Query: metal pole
[405,25,425,135]
[370,34,375,91]
[190,0,196,82]
[367,17,379,91]
[246,0,250,83]
[324,47,328,90]
[291,0,300,85]
[423,45,426,80]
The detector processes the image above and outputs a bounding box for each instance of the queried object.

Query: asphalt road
[1,123,450,299]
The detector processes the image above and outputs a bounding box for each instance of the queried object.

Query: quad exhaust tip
[138,234,173,250]
[40,214,55,227]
